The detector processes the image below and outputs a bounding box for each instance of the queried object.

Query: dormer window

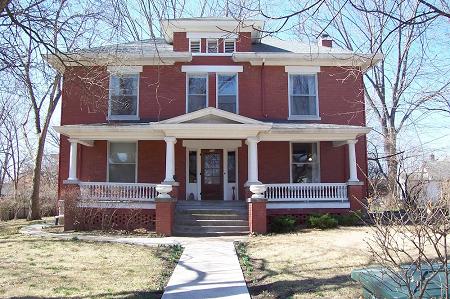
[207,39,218,53]
[224,40,236,53]
[190,39,201,53]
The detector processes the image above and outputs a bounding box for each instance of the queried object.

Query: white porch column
[245,137,261,185]
[347,140,359,182]
[68,139,78,181]
[163,137,177,183]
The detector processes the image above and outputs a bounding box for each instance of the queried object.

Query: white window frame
[216,73,239,114]
[289,142,321,183]
[206,39,218,53]
[189,39,201,53]
[224,39,236,53]
[108,73,140,121]
[107,141,138,183]
[186,73,209,113]
[287,73,320,120]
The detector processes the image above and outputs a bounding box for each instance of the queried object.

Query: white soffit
[285,66,320,73]
[182,140,242,149]
[107,66,143,73]
[187,32,238,39]
[181,65,243,73]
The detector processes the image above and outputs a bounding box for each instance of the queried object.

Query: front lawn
[0,218,181,298]
[238,226,372,298]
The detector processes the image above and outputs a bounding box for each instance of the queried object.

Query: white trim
[182,140,242,149]
[181,65,244,73]
[207,39,218,53]
[267,202,350,209]
[107,66,143,74]
[108,73,140,120]
[187,32,238,39]
[186,73,208,113]
[289,141,321,183]
[285,66,320,73]
[216,73,239,114]
[192,53,233,57]
[107,141,138,183]
[189,39,201,53]
[287,73,320,120]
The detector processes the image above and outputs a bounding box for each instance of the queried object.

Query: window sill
[288,115,321,121]
[108,115,140,121]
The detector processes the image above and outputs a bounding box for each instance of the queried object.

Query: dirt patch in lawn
[238,226,375,299]
[0,218,181,298]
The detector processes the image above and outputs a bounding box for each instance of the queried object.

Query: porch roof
[55,107,370,142]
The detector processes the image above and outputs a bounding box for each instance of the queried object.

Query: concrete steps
[173,201,249,237]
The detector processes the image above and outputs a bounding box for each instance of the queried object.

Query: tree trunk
[384,128,398,199]
[28,127,49,220]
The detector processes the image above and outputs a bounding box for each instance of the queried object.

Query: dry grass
[240,226,375,299]
[0,218,179,298]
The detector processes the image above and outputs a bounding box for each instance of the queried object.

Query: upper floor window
[190,39,201,53]
[207,39,218,53]
[291,143,319,183]
[187,74,208,112]
[108,142,137,183]
[217,74,237,113]
[289,74,318,119]
[224,40,236,53]
[109,74,139,120]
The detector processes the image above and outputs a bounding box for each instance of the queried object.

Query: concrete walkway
[21,223,251,299]
[162,240,250,299]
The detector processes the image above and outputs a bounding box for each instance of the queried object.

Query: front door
[201,149,223,200]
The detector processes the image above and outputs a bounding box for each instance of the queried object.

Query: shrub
[335,211,362,226]
[270,215,297,233]
[308,214,338,229]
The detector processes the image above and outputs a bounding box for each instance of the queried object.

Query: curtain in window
[290,74,317,116]
[217,74,237,113]
[108,143,136,183]
[110,74,138,116]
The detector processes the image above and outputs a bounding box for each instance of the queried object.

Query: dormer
[160,18,264,54]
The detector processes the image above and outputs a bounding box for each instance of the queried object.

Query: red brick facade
[57,27,370,233]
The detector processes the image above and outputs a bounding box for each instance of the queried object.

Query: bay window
[108,142,136,183]
[291,143,319,183]
[187,74,208,112]
[217,74,238,113]
[289,74,318,118]
[109,74,139,119]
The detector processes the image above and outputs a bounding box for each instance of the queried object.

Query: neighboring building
[403,155,450,204]
[50,17,382,235]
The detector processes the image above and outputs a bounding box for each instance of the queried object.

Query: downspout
[260,58,268,118]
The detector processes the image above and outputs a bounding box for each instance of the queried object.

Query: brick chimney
[319,34,333,48]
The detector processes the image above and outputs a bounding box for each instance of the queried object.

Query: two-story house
[50,17,381,236]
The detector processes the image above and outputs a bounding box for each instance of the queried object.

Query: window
[291,143,319,183]
[109,74,139,119]
[224,40,236,53]
[289,74,318,118]
[227,151,236,183]
[217,74,237,113]
[187,74,208,112]
[207,39,218,53]
[108,142,136,183]
[189,151,197,183]
[190,39,201,53]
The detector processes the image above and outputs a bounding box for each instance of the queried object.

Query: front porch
[56,107,369,235]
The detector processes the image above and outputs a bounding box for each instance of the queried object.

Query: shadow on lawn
[9,290,164,299]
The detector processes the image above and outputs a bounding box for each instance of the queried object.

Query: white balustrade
[79,182,158,202]
[265,183,348,202]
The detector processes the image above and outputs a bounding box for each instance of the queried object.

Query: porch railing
[79,182,158,201]
[265,183,348,202]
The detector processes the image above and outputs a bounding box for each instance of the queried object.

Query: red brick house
[50,17,381,236]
